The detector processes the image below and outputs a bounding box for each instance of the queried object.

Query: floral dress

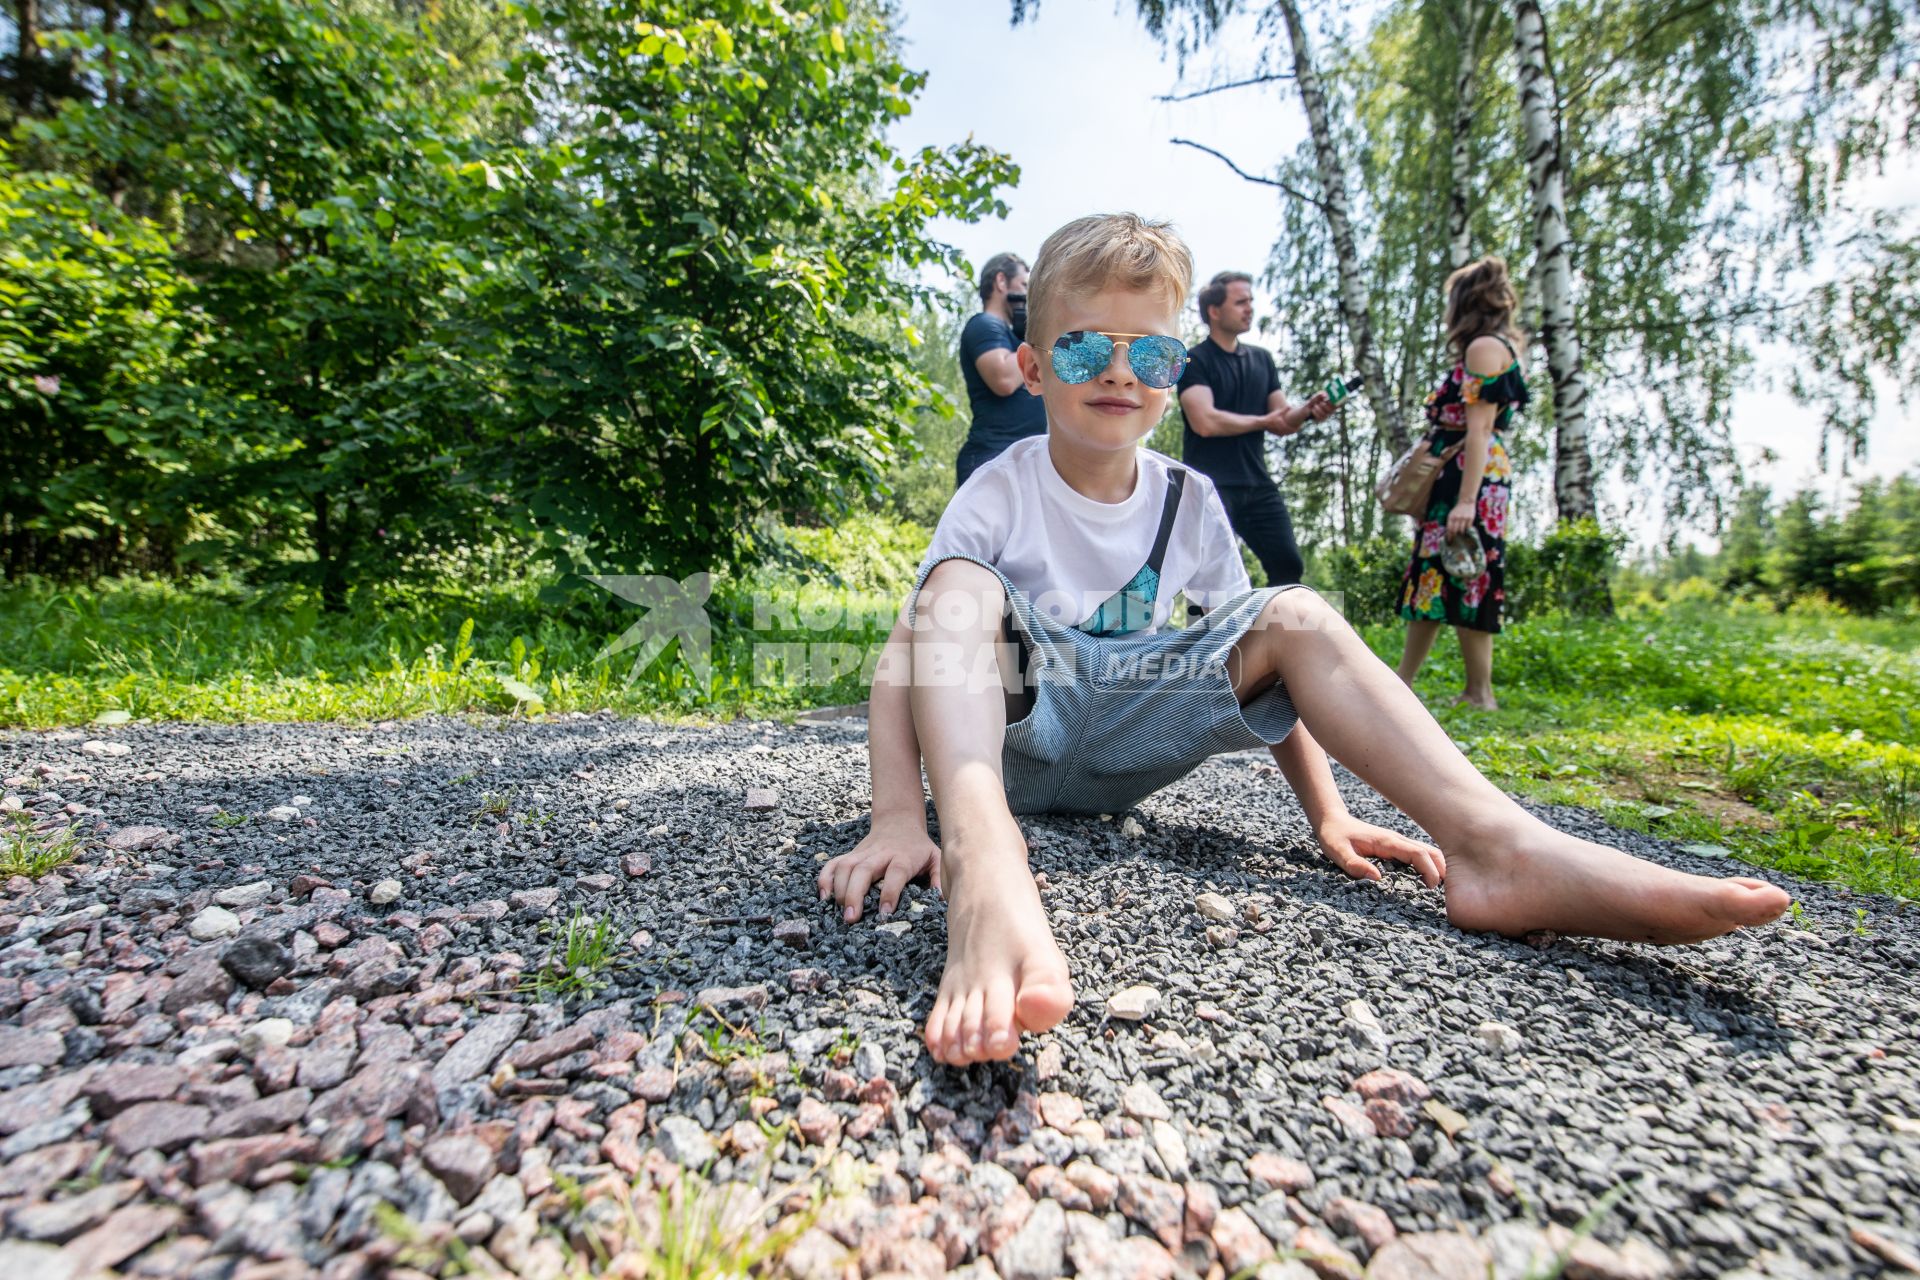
[1398,339,1528,634]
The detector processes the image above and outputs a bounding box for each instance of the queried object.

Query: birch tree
[1514,0,1595,521]
[1446,0,1490,271]
[1273,0,1408,453]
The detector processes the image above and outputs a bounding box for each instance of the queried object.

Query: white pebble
[1194,892,1235,921]
[241,1018,295,1055]
[189,906,241,940]
[214,881,273,910]
[1108,984,1162,1021]
[263,806,301,822]
[1473,1021,1521,1055]
[369,879,402,905]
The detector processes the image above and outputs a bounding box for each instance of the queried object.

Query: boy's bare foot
[926,837,1073,1066]
[1452,692,1498,710]
[1443,819,1789,944]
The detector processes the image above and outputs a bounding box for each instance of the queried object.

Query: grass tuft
[1,813,80,879]
[517,909,627,1004]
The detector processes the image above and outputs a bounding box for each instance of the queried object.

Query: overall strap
[1145,468,1187,577]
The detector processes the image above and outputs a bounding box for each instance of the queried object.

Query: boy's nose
[1098,341,1136,385]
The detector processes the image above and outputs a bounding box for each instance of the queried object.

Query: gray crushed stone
[1,714,1915,1279]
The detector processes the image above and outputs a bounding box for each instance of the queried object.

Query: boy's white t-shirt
[919,434,1251,634]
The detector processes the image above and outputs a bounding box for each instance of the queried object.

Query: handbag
[1376,432,1464,518]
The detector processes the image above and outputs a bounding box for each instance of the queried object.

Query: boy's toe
[957,988,987,1064]
[925,990,958,1063]
[1013,965,1074,1036]
[981,978,1018,1059]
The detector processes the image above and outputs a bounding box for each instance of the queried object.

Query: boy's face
[1016,284,1180,457]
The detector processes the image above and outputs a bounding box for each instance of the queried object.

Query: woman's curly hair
[1443,256,1525,359]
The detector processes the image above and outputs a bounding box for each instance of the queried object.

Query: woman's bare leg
[1230,590,1788,943]
[1456,626,1497,709]
[909,560,1072,1065]
[1397,618,1442,689]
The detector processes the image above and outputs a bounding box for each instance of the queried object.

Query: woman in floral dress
[1396,257,1529,709]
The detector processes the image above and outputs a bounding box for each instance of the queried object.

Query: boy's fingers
[877,862,913,918]
[1327,843,1382,882]
[841,862,879,922]
[1367,832,1445,887]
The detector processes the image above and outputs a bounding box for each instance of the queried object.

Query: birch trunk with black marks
[1514,0,1596,522]
[1275,0,1408,454]
[1447,0,1487,271]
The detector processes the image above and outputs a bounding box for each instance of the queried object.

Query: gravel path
[2,715,1916,1280]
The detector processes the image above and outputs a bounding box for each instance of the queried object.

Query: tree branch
[1169,137,1327,210]
[1156,72,1293,102]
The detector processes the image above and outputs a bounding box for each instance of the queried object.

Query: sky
[886,0,1919,544]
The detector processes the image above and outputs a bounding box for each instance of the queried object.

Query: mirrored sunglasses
[1049,330,1189,389]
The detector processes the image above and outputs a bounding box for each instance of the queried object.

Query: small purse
[1376,433,1463,518]
[1441,531,1486,580]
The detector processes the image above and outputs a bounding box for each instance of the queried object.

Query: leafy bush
[1516,518,1624,620]
[0,162,192,577]
[1307,530,1409,624]
[7,0,1016,607]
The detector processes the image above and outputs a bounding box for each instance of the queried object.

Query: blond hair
[1026,213,1193,353]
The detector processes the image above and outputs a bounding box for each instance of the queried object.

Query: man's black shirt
[1178,337,1282,488]
[959,313,1047,452]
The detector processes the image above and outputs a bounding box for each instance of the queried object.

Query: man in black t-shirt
[1178,271,1334,585]
[955,251,1047,487]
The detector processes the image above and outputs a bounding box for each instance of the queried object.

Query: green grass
[0,513,922,728]
[4,532,1916,899]
[1362,595,1920,900]
[1,812,80,878]
[517,910,628,1005]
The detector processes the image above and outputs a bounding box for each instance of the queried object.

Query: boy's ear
[1016,342,1045,397]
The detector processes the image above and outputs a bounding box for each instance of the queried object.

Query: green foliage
[0,161,193,577]
[1307,531,1409,623]
[1309,518,1621,625]
[619,1168,816,1280]
[1143,0,1917,539]
[1642,472,1920,613]
[4,0,1013,603]
[28,0,514,606]
[1524,518,1623,618]
[440,0,1016,591]
[883,292,973,528]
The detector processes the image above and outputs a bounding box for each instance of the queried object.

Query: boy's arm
[867,617,926,823]
[1269,723,1348,832]
[818,615,942,921]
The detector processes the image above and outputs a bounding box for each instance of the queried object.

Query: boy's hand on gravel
[818,817,942,923]
[1314,814,1446,888]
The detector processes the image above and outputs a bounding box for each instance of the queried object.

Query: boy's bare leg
[1455,627,1497,709]
[911,560,1072,1065]
[1396,618,1442,689]
[1231,591,1789,943]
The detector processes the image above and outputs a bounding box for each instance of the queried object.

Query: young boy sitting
[818,213,1789,1068]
